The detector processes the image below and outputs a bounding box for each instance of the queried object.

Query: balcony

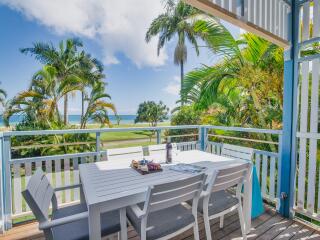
[0,125,318,239]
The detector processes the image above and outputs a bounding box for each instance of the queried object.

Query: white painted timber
[13,163,22,214]
[79,150,253,240]
[261,155,268,198]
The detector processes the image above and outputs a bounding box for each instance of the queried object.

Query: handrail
[0,125,282,137]
[206,125,282,135]
[0,125,201,137]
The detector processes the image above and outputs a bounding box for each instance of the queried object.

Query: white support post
[156,130,161,144]
[96,132,101,162]
[0,135,4,234]
[2,136,12,230]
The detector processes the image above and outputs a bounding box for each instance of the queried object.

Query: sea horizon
[0,114,139,127]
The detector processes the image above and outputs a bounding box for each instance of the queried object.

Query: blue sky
[0,1,240,115]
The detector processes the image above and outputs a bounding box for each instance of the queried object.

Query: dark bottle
[166,140,173,164]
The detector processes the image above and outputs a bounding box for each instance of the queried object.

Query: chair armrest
[39,211,88,230]
[129,204,145,219]
[54,183,82,192]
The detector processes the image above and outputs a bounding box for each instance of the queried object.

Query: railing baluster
[73,157,79,201]
[64,158,71,203]
[270,156,276,200]
[261,155,268,198]
[13,163,22,215]
[55,159,62,204]
[24,162,32,212]
[255,153,261,183]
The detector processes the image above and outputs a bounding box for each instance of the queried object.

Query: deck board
[1,207,319,240]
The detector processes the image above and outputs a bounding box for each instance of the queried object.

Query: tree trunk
[64,94,68,125]
[81,91,85,124]
[180,60,184,106]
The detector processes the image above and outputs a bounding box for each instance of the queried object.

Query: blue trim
[199,127,206,151]
[279,0,299,218]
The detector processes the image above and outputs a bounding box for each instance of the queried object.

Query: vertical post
[156,129,161,144]
[95,132,101,162]
[0,135,4,233]
[199,126,207,151]
[279,0,299,218]
[277,134,283,211]
[1,136,12,230]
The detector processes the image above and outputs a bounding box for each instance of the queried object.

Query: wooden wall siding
[295,0,320,221]
[184,0,290,47]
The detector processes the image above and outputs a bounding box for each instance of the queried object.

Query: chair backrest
[22,169,55,223]
[144,173,206,213]
[148,143,178,162]
[221,144,254,162]
[205,163,251,194]
[106,146,144,162]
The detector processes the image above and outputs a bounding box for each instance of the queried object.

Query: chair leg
[203,213,212,240]
[238,205,247,240]
[219,216,224,229]
[193,221,200,240]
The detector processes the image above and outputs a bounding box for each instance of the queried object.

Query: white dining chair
[126,173,206,240]
[221,144,254,162]
[147,143,178,162]
[22,169,121,240]
[200,163,251,240]
[106,146,144,163]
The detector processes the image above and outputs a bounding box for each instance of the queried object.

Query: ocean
[0,114,137,127]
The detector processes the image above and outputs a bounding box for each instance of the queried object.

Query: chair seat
[198,190,239,216]
[52,204,120,240]
[127,204,195,240]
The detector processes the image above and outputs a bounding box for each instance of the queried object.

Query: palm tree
[20,38,84,124]
[0,83,7,107]
[77,53,105,121]
[182,22,283,150]
[146,0,202,105]
[80,81,117,129]
[4,66,81,127]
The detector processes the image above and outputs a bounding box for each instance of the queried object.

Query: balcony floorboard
[0,206,319,240]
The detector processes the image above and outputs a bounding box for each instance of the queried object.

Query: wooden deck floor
[1,206,320,240]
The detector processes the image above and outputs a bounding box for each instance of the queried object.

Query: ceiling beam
[184,0,291,49]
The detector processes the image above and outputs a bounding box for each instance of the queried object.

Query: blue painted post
[1,136,12,230]
[199,127,207,151]
[156,130,161,144]
[279,0,299,218]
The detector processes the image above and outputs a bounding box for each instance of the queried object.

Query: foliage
[20,38,89,124]
[135,101,169,127]
[5,38,117,157]
[146,0,207,104]
[171,105,201,126]
[182,24,284,131]
[81,81,117,128]
[168,105,201,142]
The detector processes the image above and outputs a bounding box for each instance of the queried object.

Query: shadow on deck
[1,206,319,240]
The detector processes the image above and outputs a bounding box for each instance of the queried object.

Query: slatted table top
[79,150,248,207]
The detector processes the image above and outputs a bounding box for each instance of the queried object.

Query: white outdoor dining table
[79,150,252,240]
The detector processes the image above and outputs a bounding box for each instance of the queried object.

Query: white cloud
[0,0,168,67]
[164,75,180,96]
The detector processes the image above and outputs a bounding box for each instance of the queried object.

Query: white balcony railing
[0,125,282,232]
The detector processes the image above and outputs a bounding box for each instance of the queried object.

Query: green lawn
[89,122,170,142]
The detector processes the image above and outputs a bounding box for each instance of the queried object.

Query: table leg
[120,208,128,240]
[89,205,101,240]
[243,165,252,234]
